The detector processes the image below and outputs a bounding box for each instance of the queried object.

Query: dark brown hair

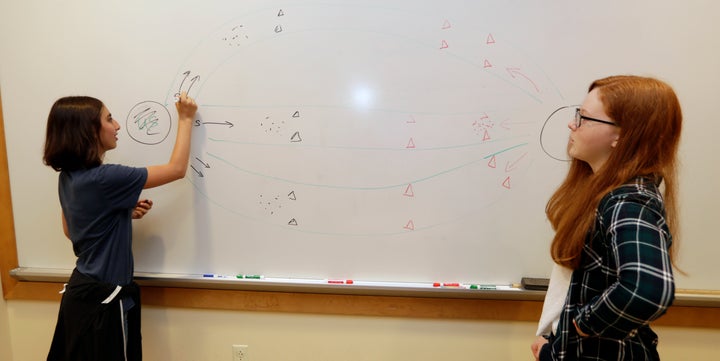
[43,96,105,171]
[546,75,682,269]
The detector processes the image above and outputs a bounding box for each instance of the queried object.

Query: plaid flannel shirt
[546,176,675,361]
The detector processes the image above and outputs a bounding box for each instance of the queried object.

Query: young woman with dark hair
[44,92,197,361]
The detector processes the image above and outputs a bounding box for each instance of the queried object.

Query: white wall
[0,277,13,361]
[3,296,720,361]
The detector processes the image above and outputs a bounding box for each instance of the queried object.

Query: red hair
[546,75,682,269]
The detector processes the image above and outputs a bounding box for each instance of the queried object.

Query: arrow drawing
[505,152,528,172]
[190,165,204,178]
[506,67,540,92]
[175,71,200,98]
[195,120,234,128]
[195,157,210,168]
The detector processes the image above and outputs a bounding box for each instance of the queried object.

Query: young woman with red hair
[532,75,682,360]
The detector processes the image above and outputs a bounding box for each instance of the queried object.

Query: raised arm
[144,92,197,189]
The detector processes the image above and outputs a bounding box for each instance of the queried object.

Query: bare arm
[61,212,70,239]
[144,92,197,189]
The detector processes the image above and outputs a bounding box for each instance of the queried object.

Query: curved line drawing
[539,105,573,162]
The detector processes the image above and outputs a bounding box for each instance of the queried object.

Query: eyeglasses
[574,108,617,128]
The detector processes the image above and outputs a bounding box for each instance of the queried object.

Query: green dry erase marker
[237,274,263,279]
[469,284,496,290]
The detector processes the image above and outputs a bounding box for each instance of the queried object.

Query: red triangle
[486,33,496,44]
[442,20,451,29]
[404,220,415,230]
[483,59,493,68]
[488,156,497,169]
[403,184,414,197]
[502,176,511,189]
[482,129,491,141]
[406,138,416,148]
[440,40,449,49]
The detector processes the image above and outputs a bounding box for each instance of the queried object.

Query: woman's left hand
[132,199,153,219]
[531,336,548,360]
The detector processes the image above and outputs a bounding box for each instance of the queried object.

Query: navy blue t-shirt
[59,164,148,286]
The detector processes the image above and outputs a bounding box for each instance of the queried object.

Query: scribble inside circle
[540,105,575,162]
[126,101,172,145]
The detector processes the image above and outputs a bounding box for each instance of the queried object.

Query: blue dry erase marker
[203,274,227,278]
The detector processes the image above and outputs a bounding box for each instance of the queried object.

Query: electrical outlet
[232,344,248,361]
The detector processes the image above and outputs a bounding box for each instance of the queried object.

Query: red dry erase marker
[327,280,354,284]
[328,280,355,284]
[443,283,461,287]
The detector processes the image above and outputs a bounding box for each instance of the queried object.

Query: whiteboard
[1,0,718,290]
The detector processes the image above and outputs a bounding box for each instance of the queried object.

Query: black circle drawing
[126,101,172,145]
[540,105,575,162]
